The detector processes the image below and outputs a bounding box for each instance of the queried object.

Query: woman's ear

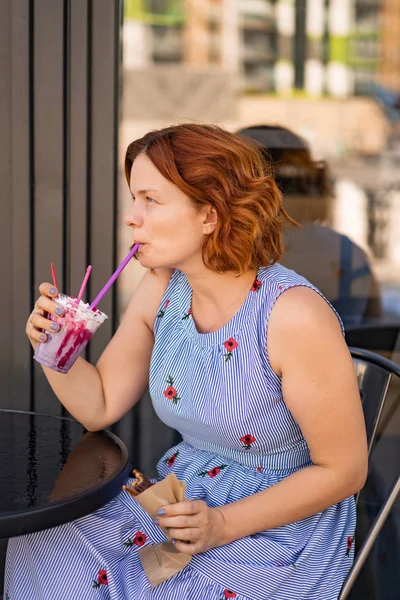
[202,206,218,234]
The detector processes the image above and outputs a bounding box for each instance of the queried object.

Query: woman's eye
[146,196,156,204]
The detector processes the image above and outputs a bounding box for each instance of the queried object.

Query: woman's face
[125,153,213,271]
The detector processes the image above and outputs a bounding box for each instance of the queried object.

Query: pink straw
[76,265,92,304]
[89,243,140,309]
[51,263,58,290]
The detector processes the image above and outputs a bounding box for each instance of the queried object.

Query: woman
[6,124,367,600]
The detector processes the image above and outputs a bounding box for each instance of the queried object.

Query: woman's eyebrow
[130,188,160,195]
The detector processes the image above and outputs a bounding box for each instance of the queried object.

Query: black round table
[0,409,130,539]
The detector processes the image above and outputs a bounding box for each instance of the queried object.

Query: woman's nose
[124,205,143,228]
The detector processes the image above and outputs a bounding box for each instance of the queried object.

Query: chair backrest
[350,347,400,455]
[339,348,400,599]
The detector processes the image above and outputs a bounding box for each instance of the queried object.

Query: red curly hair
[125,123,297,274]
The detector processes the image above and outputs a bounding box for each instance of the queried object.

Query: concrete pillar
[274,0,295,94]
[123,19,152,69]
[332,179,369,253]
[326,0,355,98]
[380,0,400,90]
[305,0,325,96]
[184,0,210,67]
[220,0,240,73]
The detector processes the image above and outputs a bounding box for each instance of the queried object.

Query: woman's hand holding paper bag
[123,472,226,587]
[154,498,225,556]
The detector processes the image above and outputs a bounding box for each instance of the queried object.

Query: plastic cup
[33,293,108,374]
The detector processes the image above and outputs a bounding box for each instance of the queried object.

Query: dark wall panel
[10,0,32,409]
[88,0,120,364]
[68,0,90,298]
[0,0,12,404]
[33,0,65,414]
[1,0,121,415]
[68,0,90,365]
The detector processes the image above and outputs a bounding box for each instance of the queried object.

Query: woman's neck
[184,265,258,334]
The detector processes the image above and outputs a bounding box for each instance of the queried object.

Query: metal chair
[350,347,400,456]
[338,347,400,599]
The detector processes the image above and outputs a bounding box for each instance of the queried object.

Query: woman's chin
[137,255,164,270]
[137,256,151,268]
[136,248,178,270]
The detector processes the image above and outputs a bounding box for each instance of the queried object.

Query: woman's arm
[39,268,173,431]
[216,286,368,545]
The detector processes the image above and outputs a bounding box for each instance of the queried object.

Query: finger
[30,313,61,333]
[172,539,198,556]
[39,282,59,298]
[158,500,204,517]
[27,309,44,332]
[36,295,64,317]
[29,309,44,321]
[157,514,199,530]
[27,323,48,344]
[167,527,199,543]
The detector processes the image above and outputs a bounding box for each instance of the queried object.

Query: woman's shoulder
[138,268,180,331]
[258,262,344,335]
[258,262,315,292]
[145,268,188,333]
[272,284,340,327]
[268,284,348,377]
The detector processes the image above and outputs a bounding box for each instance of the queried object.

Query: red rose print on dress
[163,450,179,467]
[240,434,256,450]
[220,590,237,599]
[157,299,170,318]
[346,535,354,556]
[182,308,192,320]
[251,278,262,292]
[92,569,108,588]
[163,375,181,404]
[223,337,238,362]
[124,531,147,548]
[198,464,227,478]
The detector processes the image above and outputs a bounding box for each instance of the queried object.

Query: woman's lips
[130,243,144,253]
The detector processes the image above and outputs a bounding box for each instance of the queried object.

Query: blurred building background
[119,0,400,317]
[123,0,400,97]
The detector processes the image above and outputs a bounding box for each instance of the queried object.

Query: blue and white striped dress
[5,263,356,600]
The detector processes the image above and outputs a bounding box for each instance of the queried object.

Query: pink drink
[34,293,108,374]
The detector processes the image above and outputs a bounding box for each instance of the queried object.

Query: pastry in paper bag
[124,472,191,587]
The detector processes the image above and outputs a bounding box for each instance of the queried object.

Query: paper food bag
[124,472,191,587]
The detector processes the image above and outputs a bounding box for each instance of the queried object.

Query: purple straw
[89,243,140,309]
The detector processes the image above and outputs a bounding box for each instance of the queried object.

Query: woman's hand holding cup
[26,283,63,349]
